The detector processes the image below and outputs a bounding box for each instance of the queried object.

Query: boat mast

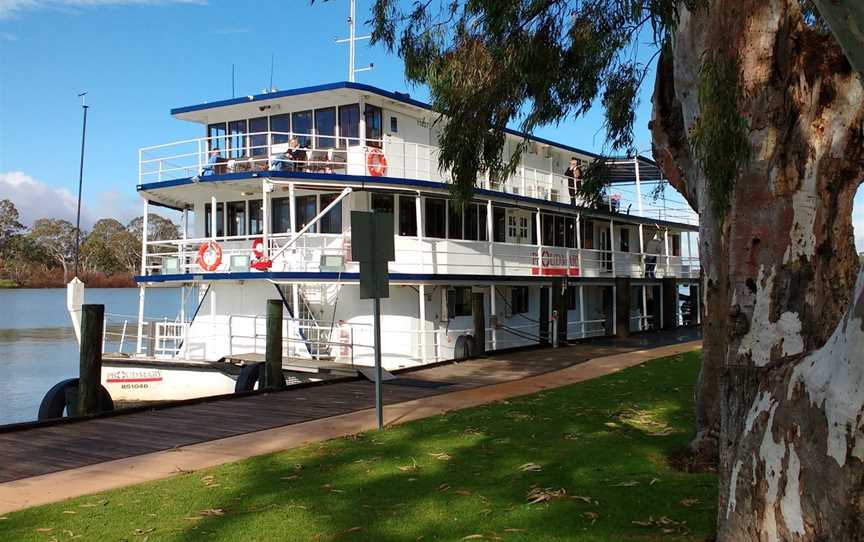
[336,0,373,82]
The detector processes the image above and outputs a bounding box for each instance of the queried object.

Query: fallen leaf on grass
[438,483,450,492]
[503,528,526,533]
[61,510,76,514]
[398,458,421,473]
[35,528,53,533]
[609,480,639,487]
[461,535,485,540]
[0,517,7,520]
[680,497,701,507]
[649,478,660,486]
[133,527,156,535]
[526,486,569,504]
[200,508,225,517]
[582,512,599,524]
[517,463,542,472]
[281,475,300,481]
[455,489,473,497]
[183,516,203,521]
[428,452,451,461]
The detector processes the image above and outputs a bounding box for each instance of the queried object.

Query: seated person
[200,149,222,176]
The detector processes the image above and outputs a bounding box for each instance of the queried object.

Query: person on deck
[564,158,582,206]
[200,149,221,176]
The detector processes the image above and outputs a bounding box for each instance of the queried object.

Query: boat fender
[453,335,474,361]
[235,362,264,392]
[37,378,114,421]
[366,147,387,177]
[196,240,223,272]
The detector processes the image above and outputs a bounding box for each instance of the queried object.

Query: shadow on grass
[2,351,717,542]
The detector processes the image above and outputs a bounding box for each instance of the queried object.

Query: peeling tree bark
[651,1,864,539]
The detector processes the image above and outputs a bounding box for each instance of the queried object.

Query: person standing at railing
[564,158,582,206]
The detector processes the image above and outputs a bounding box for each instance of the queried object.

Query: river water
[0,288,186,425]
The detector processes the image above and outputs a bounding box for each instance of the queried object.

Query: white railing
[138,132,615,210]
[144,231,701,280]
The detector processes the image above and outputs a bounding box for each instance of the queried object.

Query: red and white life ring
[366,147,387,177]
[196,240,222,271]
[251,237,265,259]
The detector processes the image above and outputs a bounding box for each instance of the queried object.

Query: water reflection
[0,288,186,425]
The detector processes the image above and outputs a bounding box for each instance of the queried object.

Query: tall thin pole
[348,0,356,82]
[74,92,89,279]
[373,296,383,428]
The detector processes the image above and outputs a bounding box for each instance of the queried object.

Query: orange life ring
[196,240,222,271]
[366,147,387,177]
[251,237,265,259]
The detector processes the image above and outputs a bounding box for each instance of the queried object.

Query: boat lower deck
[0,328,700,484]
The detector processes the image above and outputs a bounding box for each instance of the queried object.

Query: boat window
[449,287,472,318]
[338,104,360,147]
[478,204,488,241]
[228,120,247,159]
[582,219,594,249]
[493,206,506,242]
[319,193,342,234]
[226,201,247,237]
[541,214,555,246]
[249,117,269,157]
[365,104,382,148]
[296,195,317,233]
[531,211,537,244]
[249,199,263,235]
[390,116,398,133]
[315,107,337,149]
[370,193,394,214]
[448,203,463,240]
[465,204,479,241]
[398,195,417,236]
[620,228,630,252]
[511,286,529,314]
[672,233,681,256]
[425,198,446,239]
[555,216,566,247]
[204,203,225,238]
[207,123,226,154]
[292,110,313,147]
[270,114,290,144]
[566,217,576,248]
[271,197,291,233]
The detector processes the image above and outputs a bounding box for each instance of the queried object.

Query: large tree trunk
[651,1,864,539]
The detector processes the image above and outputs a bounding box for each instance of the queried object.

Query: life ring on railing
[251,237,265,259]
[366,147,387,177]
[196,240,222,271]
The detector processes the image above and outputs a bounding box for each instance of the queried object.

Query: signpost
[350,210,395,429]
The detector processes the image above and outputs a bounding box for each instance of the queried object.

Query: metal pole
[373,296,383,429]
[348,0,356,82]
[73,93,89,279]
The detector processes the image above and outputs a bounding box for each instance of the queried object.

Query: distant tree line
[0,198,178,287]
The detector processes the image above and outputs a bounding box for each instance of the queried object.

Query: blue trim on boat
[135,271,583,284]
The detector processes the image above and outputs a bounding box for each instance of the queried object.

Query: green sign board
[350,211,395,299]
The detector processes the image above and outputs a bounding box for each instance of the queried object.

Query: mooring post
[78,303,104,416]
[471,291,485,356]
[264,299,286,390]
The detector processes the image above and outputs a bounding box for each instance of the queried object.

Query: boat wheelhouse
[107,81,700,402]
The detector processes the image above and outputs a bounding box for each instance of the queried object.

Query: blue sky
[0,0,861,249]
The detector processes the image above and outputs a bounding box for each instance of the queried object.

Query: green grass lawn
[0,350,716,541]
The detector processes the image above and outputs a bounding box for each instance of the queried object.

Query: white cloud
[0,170,177,229]
[0,0,205,19]
[853,188,864,254]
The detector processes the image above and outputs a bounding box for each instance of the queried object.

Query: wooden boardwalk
[0,328,699,484]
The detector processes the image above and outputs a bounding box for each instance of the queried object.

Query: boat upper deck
[138,82,698,227]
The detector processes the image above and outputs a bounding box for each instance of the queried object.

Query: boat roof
[170,81,665,185]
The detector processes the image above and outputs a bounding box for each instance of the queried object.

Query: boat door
[506,209,531,244]
[599,227,612,272]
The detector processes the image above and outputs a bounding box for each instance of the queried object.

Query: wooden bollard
[78,304,105,416]
[471,291,485,356]
[263,299,286,390]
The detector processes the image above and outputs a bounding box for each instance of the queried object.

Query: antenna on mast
[335,0,373,82]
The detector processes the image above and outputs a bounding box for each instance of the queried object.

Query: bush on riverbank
[0,351,718,541]
[0,266,135,288]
